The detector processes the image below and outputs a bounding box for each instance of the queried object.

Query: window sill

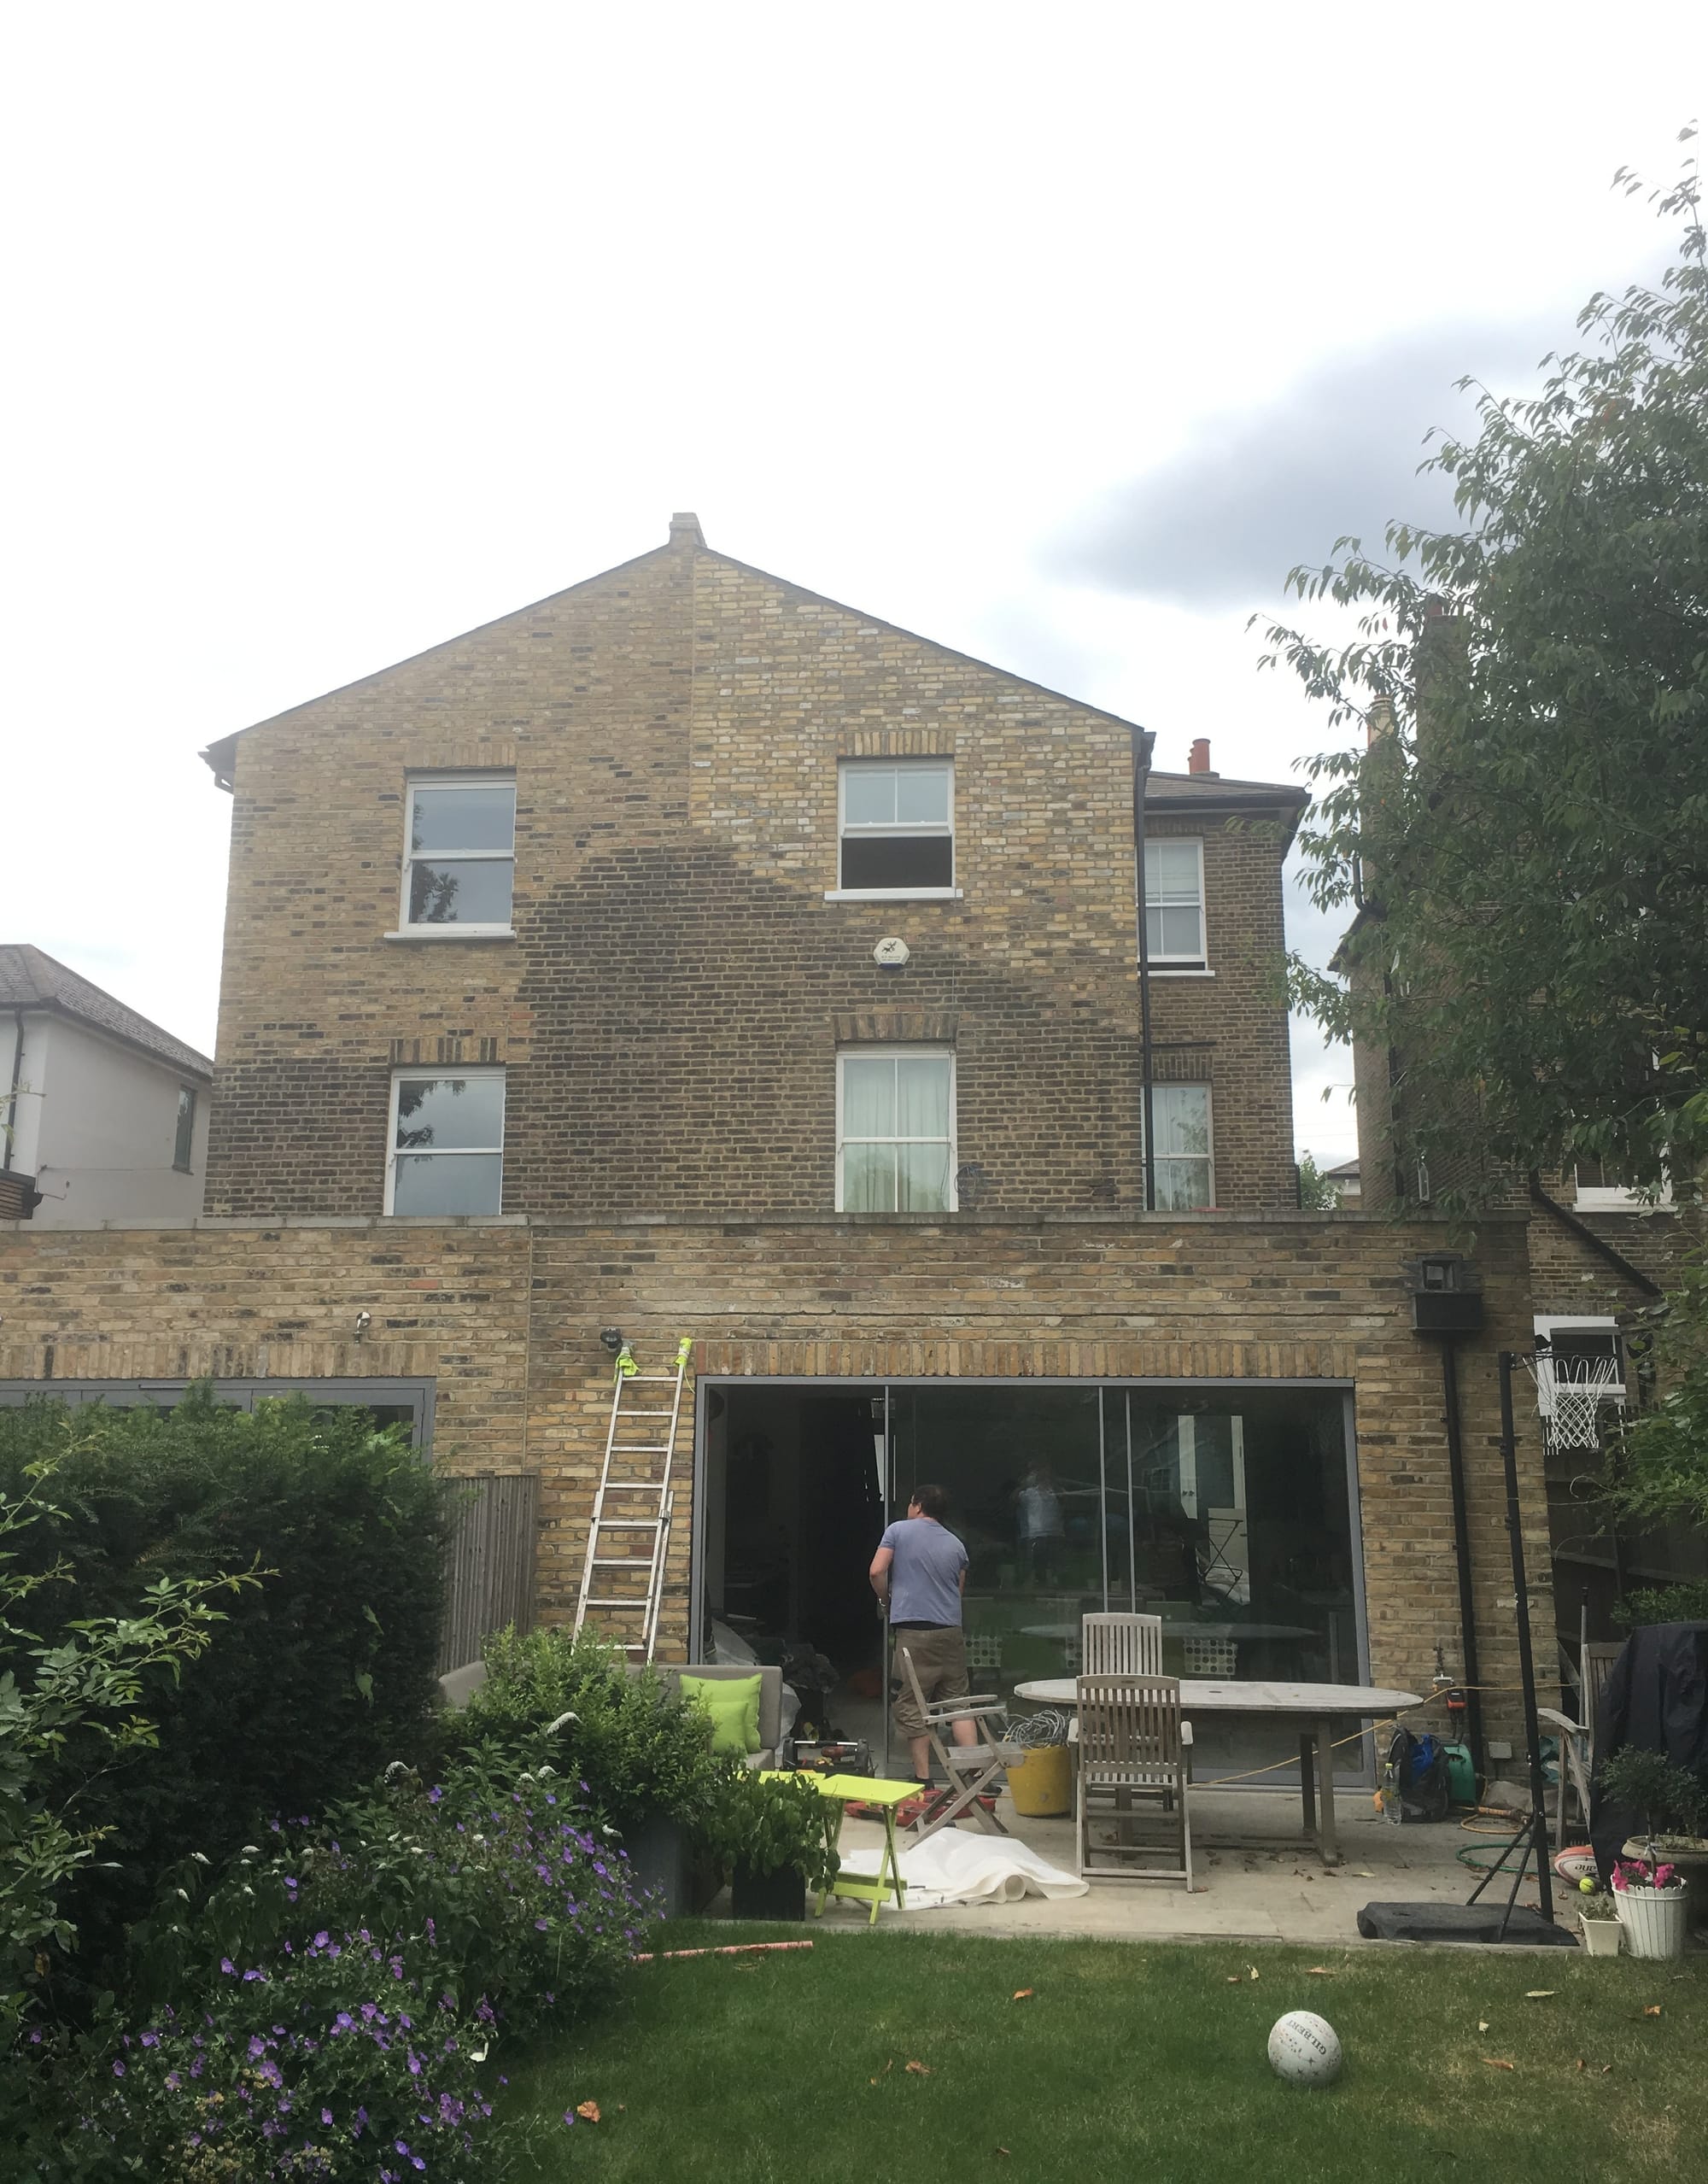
[823,887,963,902]
[1572,1191,1675,1214]
[1145,967,1214,978]
[383,927,517,942]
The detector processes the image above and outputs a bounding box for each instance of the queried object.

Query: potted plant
[437,1628,728,1918]
[1597,1747,1706,1959]
[1610,1855,1688,1959]
[704,1767,838,1921]
[1575,1878,1623,1957]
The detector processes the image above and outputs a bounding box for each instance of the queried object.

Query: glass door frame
[689,1375,1367,1706]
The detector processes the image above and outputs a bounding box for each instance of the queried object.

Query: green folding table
[764,1771,918,1925]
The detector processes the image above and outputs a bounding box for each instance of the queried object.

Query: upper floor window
[401,776,516,932]
[837,1048,956,1212]
[839,760,954,893]
[386,1069,505,1215]
[1573,1155,1673,1214]
[173,1087,196,1173]
[1150,1083,1214,1209]
[1144,838,1205,968]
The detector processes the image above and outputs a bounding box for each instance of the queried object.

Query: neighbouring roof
[1325,1157,1361,1181]
[0,946,214,1080]
[1145,769,1309,817]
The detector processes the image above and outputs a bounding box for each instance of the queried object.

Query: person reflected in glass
[1015,1464,1065,1584]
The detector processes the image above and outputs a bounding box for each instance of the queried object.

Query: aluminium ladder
[573,1338,692,1661]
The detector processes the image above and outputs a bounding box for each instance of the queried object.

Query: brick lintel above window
[833,1010,959,1044]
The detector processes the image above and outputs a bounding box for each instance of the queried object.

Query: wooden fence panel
[438,1473,538,1675]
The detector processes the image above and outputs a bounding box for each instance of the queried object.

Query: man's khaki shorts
[891,1624,971,1737]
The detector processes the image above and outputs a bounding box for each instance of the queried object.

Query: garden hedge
[0,1386,448,1970]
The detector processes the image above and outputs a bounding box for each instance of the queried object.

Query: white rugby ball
[1267,2010,1342,2087]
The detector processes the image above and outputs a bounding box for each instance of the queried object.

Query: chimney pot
[1188,737,1212,775]
[669,511,705,547]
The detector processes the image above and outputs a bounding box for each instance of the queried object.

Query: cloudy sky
[4,5,1702,1168]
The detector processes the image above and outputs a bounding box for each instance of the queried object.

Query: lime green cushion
[681,1672,763,1756]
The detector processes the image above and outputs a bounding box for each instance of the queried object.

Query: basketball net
[1521,1349,1622,1453]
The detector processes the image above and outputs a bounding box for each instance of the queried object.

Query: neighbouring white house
[0,947,213,1226]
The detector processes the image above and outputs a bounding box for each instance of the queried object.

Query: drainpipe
[1131,727,1157,1212]
[1437,1338,1485,1771]
[3,1009,24,1173]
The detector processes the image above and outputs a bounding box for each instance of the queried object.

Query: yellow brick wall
[0,1209,1553,1746]
[204,525,1301,1219]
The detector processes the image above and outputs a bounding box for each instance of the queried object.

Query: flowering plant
[1576,1877,1620,1918]
[1611,1856,1685,1892]
[56,1757,661,2180]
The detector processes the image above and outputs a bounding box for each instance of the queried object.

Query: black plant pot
[625,1811,692,1919]
[730,1861,808,1921]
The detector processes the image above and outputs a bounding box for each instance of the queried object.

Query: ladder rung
[594,1517,664,1529]
[626,1375,680,1383]
[611,1443,669,1453]
[584,1596,649,1609]
[592,1555,653,1566]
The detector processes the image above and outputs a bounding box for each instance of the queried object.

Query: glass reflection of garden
[887,1384,1363,1782]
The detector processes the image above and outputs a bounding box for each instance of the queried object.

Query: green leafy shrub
[434,1627,725,1834]
[701,1767,838,1891]
[8,1756,655,2181]
[1597,1747,1708,1840]
[1612,1579,1708,1627]
[0,1389,448,1989]
[0,1459,249,2039]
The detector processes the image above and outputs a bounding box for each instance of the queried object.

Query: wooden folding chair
[1541,1638,1623,1849]
[896,1642,1022,1841]
[1074,1672,1193,1887]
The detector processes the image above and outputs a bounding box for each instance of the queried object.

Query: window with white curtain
[837,1049,956,1212]
[1150,1084,1214,1209]
[1144,838,1206,966]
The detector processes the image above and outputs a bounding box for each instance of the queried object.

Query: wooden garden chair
[1074,1672,1193,1887]
[1081,1613,1164,1675]
[896,1642,1023,1842]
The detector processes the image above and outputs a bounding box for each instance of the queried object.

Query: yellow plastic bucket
[1006,1742,1071,1818]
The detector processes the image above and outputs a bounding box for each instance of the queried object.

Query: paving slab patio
[737,1789,1553,1946]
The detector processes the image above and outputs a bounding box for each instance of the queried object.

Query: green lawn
[505,1923,1706,2184]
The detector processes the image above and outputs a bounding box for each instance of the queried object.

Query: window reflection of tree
[409,864,460,923]
[395,1078,474,1151]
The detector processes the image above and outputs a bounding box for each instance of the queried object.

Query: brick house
[0,515,1562,1777]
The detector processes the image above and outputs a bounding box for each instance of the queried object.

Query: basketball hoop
[1525,1348,1623,1453]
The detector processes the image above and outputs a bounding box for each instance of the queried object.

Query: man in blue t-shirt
[869,1484,981,1787]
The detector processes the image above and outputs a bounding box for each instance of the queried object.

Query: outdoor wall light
[599,1327,625,1354]
[354,1311,371,1339]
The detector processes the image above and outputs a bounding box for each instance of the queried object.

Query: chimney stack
[1188,737,1212,776]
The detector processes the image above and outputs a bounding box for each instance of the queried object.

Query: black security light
[599,1327,625,1355]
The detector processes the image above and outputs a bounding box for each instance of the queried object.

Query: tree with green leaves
[1261,132,1708,1211]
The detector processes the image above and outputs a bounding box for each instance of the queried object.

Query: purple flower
[322,2108,334,2125]
[313,1930,330,1949]
[428,1786,443,1804]
[219,1958,236,1976]
[113,2062,126,2078]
